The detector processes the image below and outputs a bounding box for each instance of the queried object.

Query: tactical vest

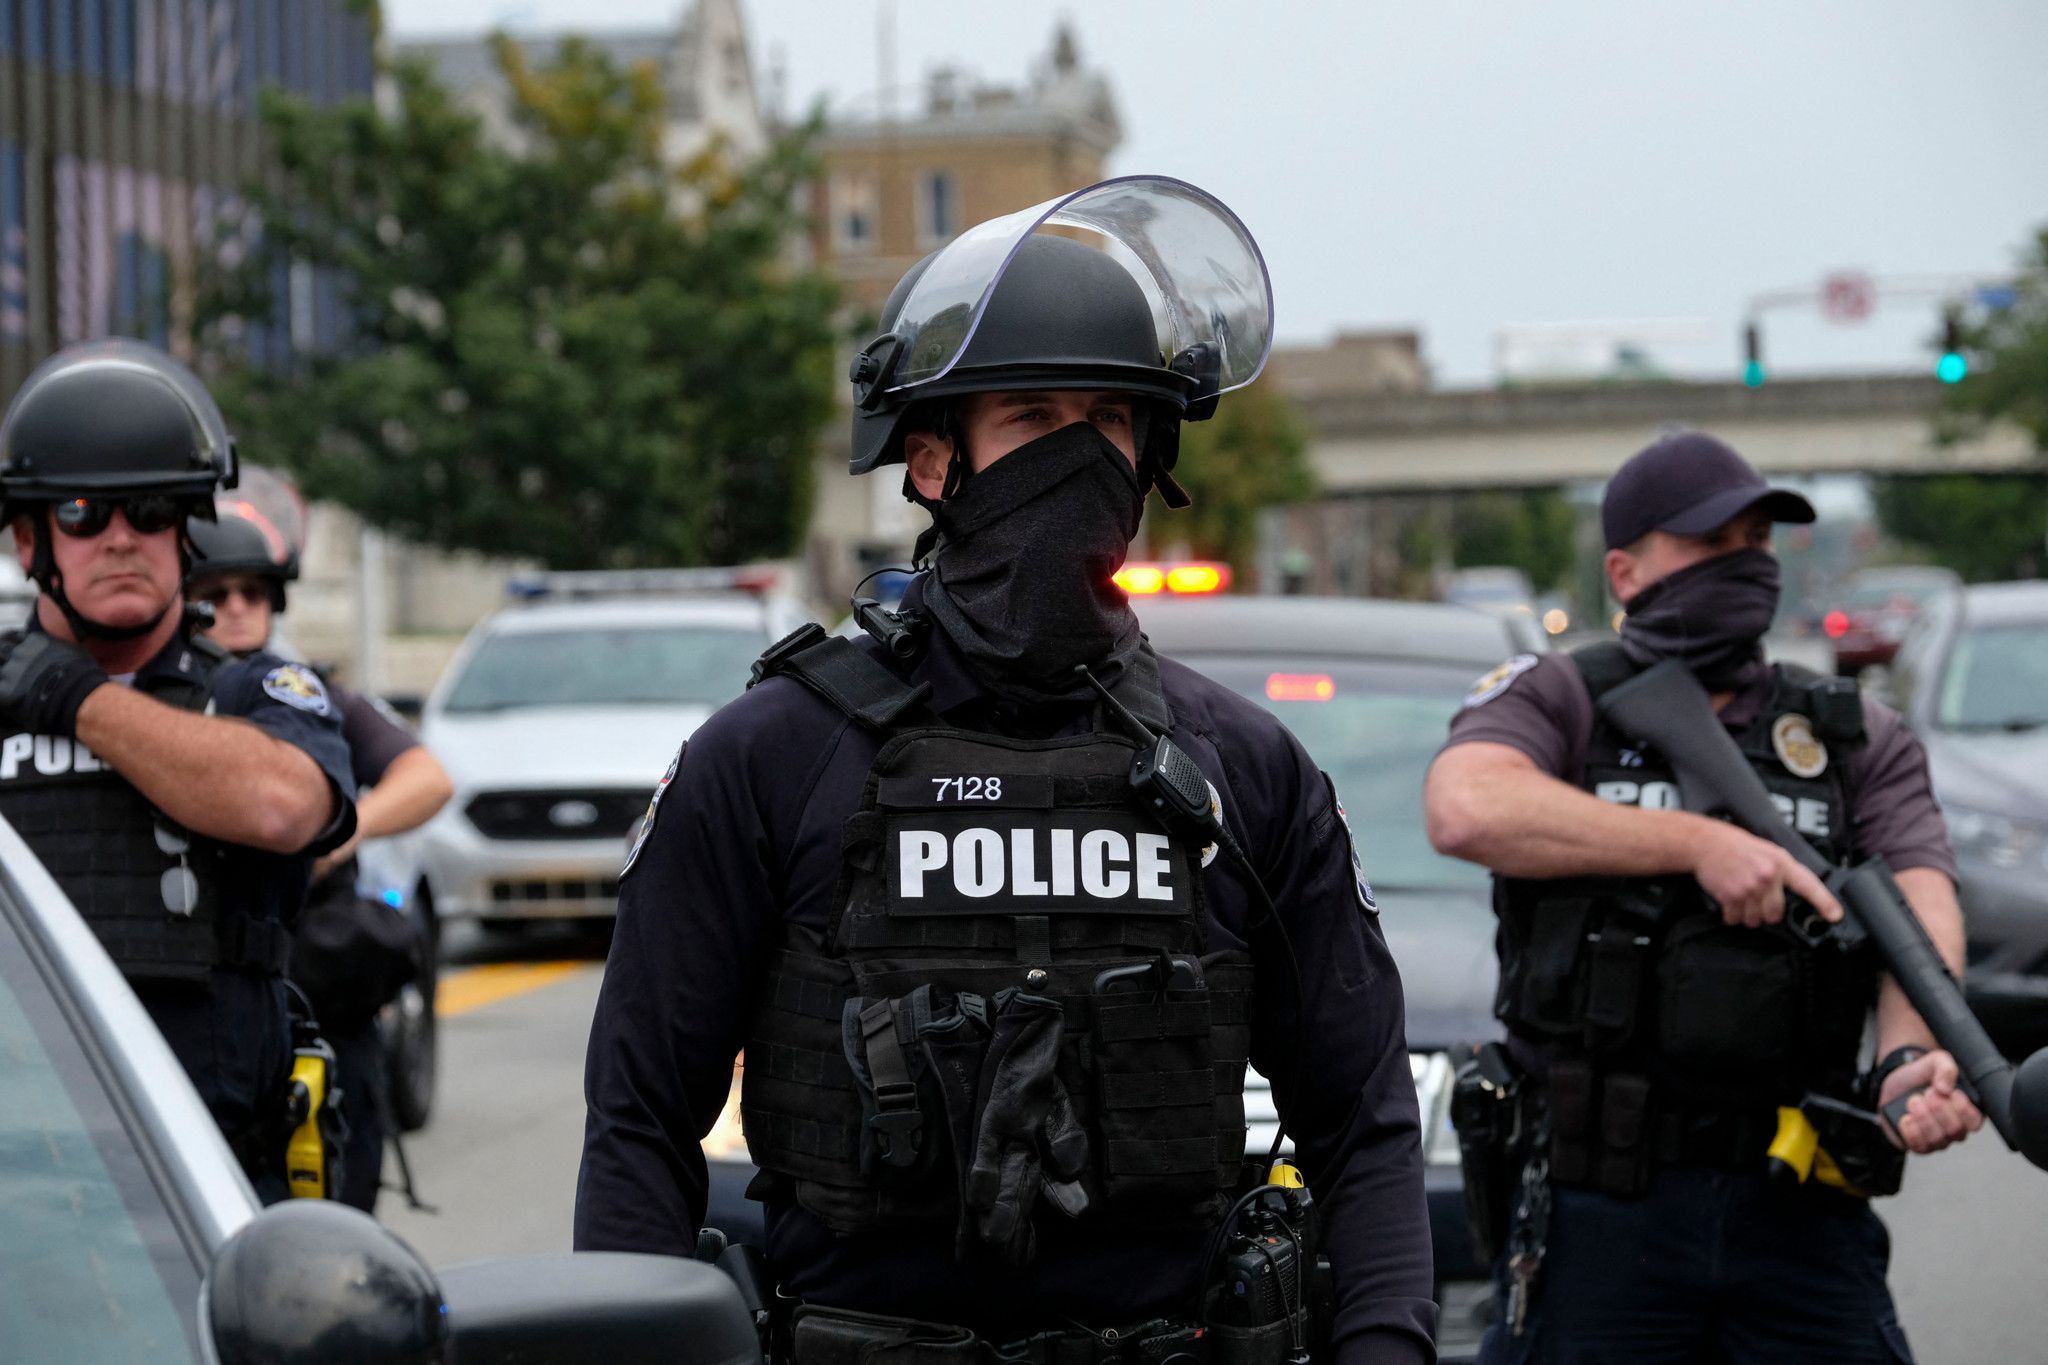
[739,631,1253,1251]
[0,632,287,984]
[1493,643,1879,1108]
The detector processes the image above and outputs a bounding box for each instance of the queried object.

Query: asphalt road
[383,926,2048,1363]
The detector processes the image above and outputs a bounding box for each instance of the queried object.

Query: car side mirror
[383,691,425,723]
[203,1202,448,1365]
[437,1251,759,1365]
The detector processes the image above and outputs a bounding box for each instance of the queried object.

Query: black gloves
[0,631,110,738]
[963,989,1091,1265]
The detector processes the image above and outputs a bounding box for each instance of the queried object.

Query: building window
[830,172,877,254]
[918,171,957,246]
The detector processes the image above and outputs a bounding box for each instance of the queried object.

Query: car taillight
[1165,562,1230,595]
[1823,610,1850,639]
[1115,564,1167,594]
[1116,561,1232,595]
[1266,672,1336,702]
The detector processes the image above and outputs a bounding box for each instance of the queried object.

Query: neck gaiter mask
[1620,547,1781,691]
[920,422,1147,705]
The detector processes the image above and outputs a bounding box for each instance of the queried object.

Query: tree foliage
[1156,382,1317,575]
[1875,225,2048,581]
[1939,225,2048,454]
[199,38,841,568]
[1451,489,1578,591]
[1869,475,2048,582]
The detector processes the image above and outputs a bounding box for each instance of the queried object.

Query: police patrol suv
[401,569,813,936]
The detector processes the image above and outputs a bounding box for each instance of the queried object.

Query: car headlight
[702,1067,750,1163]
[1942,801,2048,871]
[1412,1051,1461,1167]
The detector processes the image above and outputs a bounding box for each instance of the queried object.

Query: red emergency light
[1266,673,1337,702]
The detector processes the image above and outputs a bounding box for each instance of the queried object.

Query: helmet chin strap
[29,514,173,644]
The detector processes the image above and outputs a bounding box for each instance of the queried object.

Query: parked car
[1823,565,1961,674]
[0,809,752,1365]
[707,587,1519,1362]
[1877,580,2048,1059]
[399,570,813,937]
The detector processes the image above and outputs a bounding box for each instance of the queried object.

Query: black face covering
[1620,547,1781,691]
[920,422,1146,705]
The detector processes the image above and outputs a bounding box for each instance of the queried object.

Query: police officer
[187,497,453,1211]
[577,178,1436,1363]
[1423,431,1980,1362]
[0,340,357,1199]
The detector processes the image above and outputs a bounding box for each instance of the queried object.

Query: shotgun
[1596,658,2048,1170]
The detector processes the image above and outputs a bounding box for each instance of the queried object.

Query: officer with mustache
[1425,432,1978,1363]
[0,340,357,1199]
[577,178,1436,1363]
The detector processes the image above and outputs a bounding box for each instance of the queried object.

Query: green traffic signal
[1937,352,1968,384]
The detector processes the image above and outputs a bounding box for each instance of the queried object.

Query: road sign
[1821,271,1875,324]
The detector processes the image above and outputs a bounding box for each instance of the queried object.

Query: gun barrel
[1596,660,2029,1155]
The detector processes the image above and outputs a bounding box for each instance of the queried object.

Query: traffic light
[1742,322,1766,387]
[1937,307,1968,384]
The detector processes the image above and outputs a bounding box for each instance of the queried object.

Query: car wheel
[384,900,438,1133]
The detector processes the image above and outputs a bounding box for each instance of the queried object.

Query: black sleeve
[1222,719,1437,1364]
[329,681,420,789]
[211,654,358,855]
[573,684,847,1256]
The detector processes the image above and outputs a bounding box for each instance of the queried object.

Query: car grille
[488,876,622,906]
[465,789,649,841]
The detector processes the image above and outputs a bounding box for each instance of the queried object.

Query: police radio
[1074,667,1233,855]
[1075,666,1307,1168]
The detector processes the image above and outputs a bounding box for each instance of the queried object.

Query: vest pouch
[1496,892,1594,1041]
[1087,950,1228,1207]
[1655,916,1799,1082]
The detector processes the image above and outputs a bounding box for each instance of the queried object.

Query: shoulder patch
[1463,654,1540,710]
[622,743,684,879]
[1324,773,1378,914]
[261,664,332,716]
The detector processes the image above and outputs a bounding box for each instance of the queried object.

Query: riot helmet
[849,175,1274,507]
[187,507,299,613]
[1,339,237,640]
[187,465,307,615]
[1,338,237,503]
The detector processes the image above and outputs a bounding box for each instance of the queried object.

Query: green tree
[1451,488,1577,591]
[1157,382,1317,576]
[1940,226,2048,452]
[1876,226,2048,581]
[198,37,841,569]
[1869,475,2048,582]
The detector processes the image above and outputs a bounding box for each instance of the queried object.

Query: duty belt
[790,1305,1210,1365]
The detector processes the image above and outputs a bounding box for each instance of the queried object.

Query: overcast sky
[385,1,2048,386]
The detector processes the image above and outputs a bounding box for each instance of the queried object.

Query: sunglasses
[195,580,273,609]
[156,821,199,917]
[51,494,190,538]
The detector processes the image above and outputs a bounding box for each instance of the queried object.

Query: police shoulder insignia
[1462,654,1539,710]
[261,664,331,716]
[1325,774,1378,914]
[1771,713,1828,779]
[622,743,684,879]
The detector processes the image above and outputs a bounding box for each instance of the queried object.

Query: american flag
[1,144,26,343]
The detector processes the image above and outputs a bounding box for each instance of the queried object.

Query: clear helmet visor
[883,175,1275,400]
[217,463,307,561]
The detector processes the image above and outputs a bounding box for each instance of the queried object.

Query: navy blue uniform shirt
[577,622,1436,1365]
[0,620,357,1149]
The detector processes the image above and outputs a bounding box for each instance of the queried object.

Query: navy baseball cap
[1601,431,1815,551]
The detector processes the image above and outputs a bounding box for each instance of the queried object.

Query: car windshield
[1937,621,2048,731]
[1176,656,1487,892]
[1847,575,1947,611]
[0,907,201,1361]
[442,624,765,712]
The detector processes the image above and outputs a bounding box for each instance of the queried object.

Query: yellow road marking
[437,961,587,1018]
